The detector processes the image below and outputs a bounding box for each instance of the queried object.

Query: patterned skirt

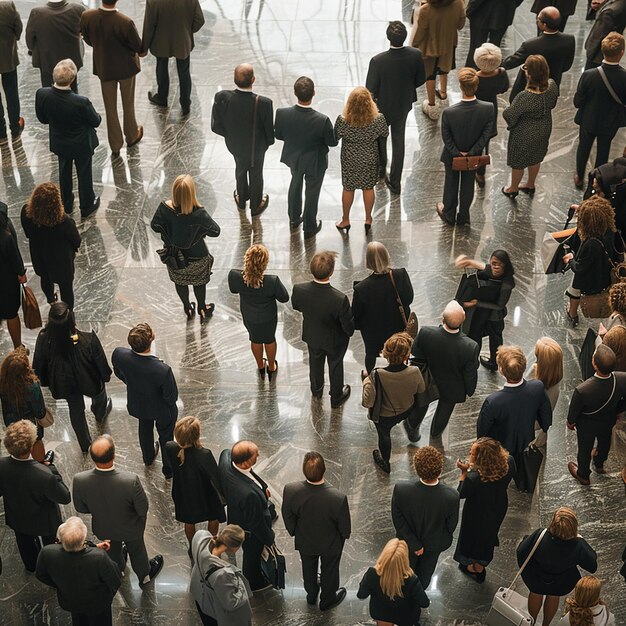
[167,254,214,286]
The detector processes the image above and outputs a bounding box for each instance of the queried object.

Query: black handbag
[260,542,286,589]
[518,444,544,493]
[579,328,598,380]
[367,368,384,423]
[412,359,440,408]
[157,244,188,270]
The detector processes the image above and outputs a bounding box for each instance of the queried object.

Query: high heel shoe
[501,186,518,199]
[335,222,351,235]
[258,358,267,380]
[184,302,196,319]
[565,305,579,328]
[266,360,278,381]
[519,186,535,196]
[199,303,215,321]
[364,223,372,234]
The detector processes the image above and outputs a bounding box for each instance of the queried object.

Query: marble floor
[1,0,626,624]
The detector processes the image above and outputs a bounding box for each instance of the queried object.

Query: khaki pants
[100,76,139,152]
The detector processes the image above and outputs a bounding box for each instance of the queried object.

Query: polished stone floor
[1,0,626,624]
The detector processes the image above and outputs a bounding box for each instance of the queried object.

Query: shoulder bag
[388,271,418,338]
[21,285,42,330]
[597,66,626,111]
[452,154,491,171]
[582,373,616,415]
[366,368,384,423]
[37,407,54,428]
[260,542,286,589]
[580,237,624,318]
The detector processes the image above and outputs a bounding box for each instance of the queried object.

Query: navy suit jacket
[440,99,493,166]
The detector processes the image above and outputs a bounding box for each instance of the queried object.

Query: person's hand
[456,459,470,471]
[569,203,580,211]
[567,422,576,430]
[96,540,111,551]
[415,547,425,556]
[562,253,574,264]
[18,273,27,284]
[455,254,471,268]
[265,488,271,499]
[463,299,478,308]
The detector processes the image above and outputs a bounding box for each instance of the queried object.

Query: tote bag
[21,285,42,329]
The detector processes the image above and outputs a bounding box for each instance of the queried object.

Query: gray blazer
[72,468,149,541]
[141,0,204,59]
[0,1,22,74]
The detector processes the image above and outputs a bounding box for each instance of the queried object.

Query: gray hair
[473,43,502,73]
[57,516,87,552]
[365,241,391,274]
[53,59,77,87]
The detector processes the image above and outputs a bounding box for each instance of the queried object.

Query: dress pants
[242,532,266,590]
[58,154,95,213]
[576,422,614,479]
[300,551,342,608]
[71,607,112,626]
[378,112,409,190]
[14,531,55,572]
[409,549,441,590]
[138,418,175,477]
[413,398,457,438]
[40,275,74,309]
[465,24,507,67]
[156,56,192,108]
[469,319,504,363]
[375,407,419,462]
[442,164,475,223]
[576,126,616,180]
[108,537,150,581]
[288,165,326,232]
[307,343,348,404]
[100,76,140,153]
[66,386,109,452]
[0,70,20,137]
[234,153,266,211]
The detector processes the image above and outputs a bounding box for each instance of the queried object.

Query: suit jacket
[291,281,355,353]
[503,32,576,100]
[26,1,85,76]
[531,0,578,16]
[218,450,275,546]
[72,468,149,541]
[392,480,459,554]
[282,481,351,556]
[228,270,290,325]
[440,99,493,166]
[141,0,204,59]
[567,371,626,429]
[36,544,121,615]
[0,1,22,74]
[274,104,337,174]
[35,87,100,159]
[365,47,426,121]
[111,347,178,425]
[80,8,142,81]
[585,0,626,64]
[411,325,480,403]
[0,458,70,536]
[211,89,275,166]
[466,0,523,30]
[574,62,626,134]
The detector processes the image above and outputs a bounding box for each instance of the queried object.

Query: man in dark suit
[26,0,86,90]
[567,344,626,484]
[141,0,204,115]
[292,251,355,408]
[585,0,626,67]
[0,0,24,141]
[282,452,351,611]
[392,446,459,589]
[218,441,275,592]
[35,59,100,217]
[365,21,425,194]
[274,76,337,238]
[436,68,493,226]
[503,6,576,100]
[211,64,274,216]
[411,301,480,441]
[112,322,178,479]
[531,0,578,31]
[0,420,71,572]
[72,435,164,587]
[574,33,626,187]
[36,516,121,625]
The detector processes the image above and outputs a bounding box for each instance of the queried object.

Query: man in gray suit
[0,0,24,141]
[141,0,204,115]
[72,435,164,587]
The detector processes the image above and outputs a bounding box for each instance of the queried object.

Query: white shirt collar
[235,87,253,92]
[11,455,31,461]
[443,324,460,334]
[594,372,612,379]
[420,479,439,486]
[313,278,330,284]
[54,83,72,91]
[296,103,312,109]
[462,96,477,101]
[95,464,115,471]
[603,60,620,65]
[390,45,404,49]
[133,349,154,357]
[99,5,118,10]
[306,479,325,485]
[504,379,524,387]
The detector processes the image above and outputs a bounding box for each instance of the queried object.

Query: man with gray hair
[35,58,101,217]
[410,301,480,443]
[36,516,121,624]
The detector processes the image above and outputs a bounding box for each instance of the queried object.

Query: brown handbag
[452,155,491,171]
[21,285,42,329]
[37,407,54,428]
[580,290,612,319]
[388,271,419,338]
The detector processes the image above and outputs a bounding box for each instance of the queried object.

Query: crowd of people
[1,0,626,624]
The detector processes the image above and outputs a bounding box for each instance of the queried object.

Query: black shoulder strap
[597,66,625,107]
[202,563,224,589]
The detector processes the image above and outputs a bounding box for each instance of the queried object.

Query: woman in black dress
[228,244,289,380]
[353,242,414,374]
[454,437,515,583]
[517,507,597,626]
[357,538,429,626]
[151,175,221,321]
[164,416,225,549]
[21,183,81,310]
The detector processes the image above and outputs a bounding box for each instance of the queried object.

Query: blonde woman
[151,175,221,321]
[228,244,289,380]
[529,337,564,411]
[164,416,225,549]
[334,87,388,234]
[557,576,615,626]
[357,538,429,626]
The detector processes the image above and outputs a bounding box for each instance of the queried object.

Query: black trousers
[378,112,409,189]
[58,154,95,213]
[409,549,441,590]
[443,164,475,223]
[413,398,457,438]
[234,153,266,210]
[40,275,74,309]
[287,165,326,232]
[195,603,217,626]
[156,56,192,108]
[375,407,419,463]
[308,343,348,404]
[576,126,616,180]
[138,418,175,477]
[14,531,55,572]
[71,607,112,626]
[469,319,504,363]
[174,284,206,310]
[576,422,614,479]
[477,138,491,176]
[0,70,20,137]
[465,24,507,67]
[108,537,150,582]
[66,386,108,452]
[300,551,342,608]
[242,532,266,590]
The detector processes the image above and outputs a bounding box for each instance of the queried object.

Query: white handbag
[486,529,547,626]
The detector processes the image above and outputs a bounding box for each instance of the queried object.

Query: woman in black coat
[454,437,515,583]
[21,183,81,310]
[517,506,598,626]
[352,242,414,374]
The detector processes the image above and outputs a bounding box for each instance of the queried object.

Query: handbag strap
[250,94,260,168]
[509,528,547,591]
[388,271,409,326]
[597,66,625,107]
[591,237,617,269]
[583,373,617,415]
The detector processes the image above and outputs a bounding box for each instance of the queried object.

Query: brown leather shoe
[127,126,143,147]
[568,461,590,485]
[621,465,626,484]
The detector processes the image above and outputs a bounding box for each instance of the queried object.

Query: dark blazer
[274,104,337,174]
[0,1,22,74]
[218,449,274,546]
[35,87,100,159]
[0,204,25,320]
[211,90,275,167]
[26,1,85,76]
[466,0,523,30]
[567,371,626,429]
[72,468,149,541]
[504,32,576,100]
[80,8,142,81]
[228,270,289,325]
[411,325,480,404]
[291,281,355,353]
[569,231,617,294]
[585,0,626,64]
[392,480,459,555]
[0,458,70,536]
[440,99,493,166]
[365,47,426,121]
[531,0,578,16]
[111,347,178,425]
[36,544,121,615]
[21,208,81,284]
[477,380,552,455]
[281,480,351,556]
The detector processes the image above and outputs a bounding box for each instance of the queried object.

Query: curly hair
[382,332,413,365]
[3,419,37,457]
[0,346,39,409]
[609,282,626,317]
[242,244,269,289]
[576,195,616,241]
[471,437,510,482]
[412,446,443,481]
[602,325,626,371]
[343,87,379,128]
[26,182,65,227]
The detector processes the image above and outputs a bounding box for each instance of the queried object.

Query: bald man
[211,64,275,216]
[410,302,480,441]
[531,0,578,32]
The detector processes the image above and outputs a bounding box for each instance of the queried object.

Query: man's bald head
[442,300,465,330]
[231,440,259,468]
[90,434,115,466]
[538,7,561,31]
[234,64,255,89]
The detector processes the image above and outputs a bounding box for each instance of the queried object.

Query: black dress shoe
[181,104,190,116]
[81,196,100,218]
[479,356,498,371]
[148,91,167,106]
[330,385,351,408]
[402,419,421,443]
[251,194,270,216]
[42,450,55,465]
[320,587,346,611]
[304,221,323,238]
[372,449,391,474]
[96,397,113,422]
[145,441,160,466]
[139,554,164,586]
[306,590,319,605]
